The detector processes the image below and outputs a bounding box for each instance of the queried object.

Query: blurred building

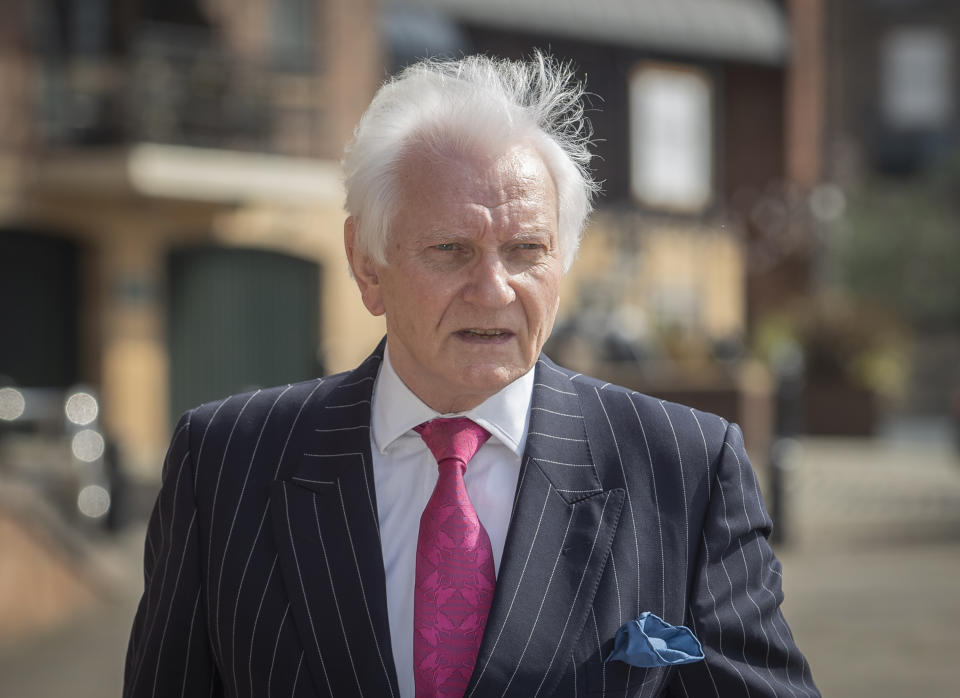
[0,0,384,476]
[384,0,825,449]
[820,0,960,425]
[1,0,840,481]
[826,0,959,179]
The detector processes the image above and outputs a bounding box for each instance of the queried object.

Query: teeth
[466,329,503,336]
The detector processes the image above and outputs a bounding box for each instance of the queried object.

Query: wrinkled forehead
[394,140,560,221]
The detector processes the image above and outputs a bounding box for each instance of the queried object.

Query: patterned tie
[412,417,496,698]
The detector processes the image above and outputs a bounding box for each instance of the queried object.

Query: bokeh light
[64,391,99,426]
[0,387,26,421]
[71,429,105,462]
[77,485,111,518]
[809,183,847,223]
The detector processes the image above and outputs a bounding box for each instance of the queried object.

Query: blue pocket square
[605,612,705,668]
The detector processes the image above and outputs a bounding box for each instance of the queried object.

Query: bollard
[769,341,805,546]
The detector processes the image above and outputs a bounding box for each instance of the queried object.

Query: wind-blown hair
[342,52,599,272]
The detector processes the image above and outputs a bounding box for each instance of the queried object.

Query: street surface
[778,431,960,698]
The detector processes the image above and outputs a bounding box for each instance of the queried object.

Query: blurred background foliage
[832,160,960,332]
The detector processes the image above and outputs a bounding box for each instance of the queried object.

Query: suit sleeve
[123,410,219,697]
[667,422,819,698]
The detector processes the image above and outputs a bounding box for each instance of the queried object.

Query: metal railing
[35,25,324,156]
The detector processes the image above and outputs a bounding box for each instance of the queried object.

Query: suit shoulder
[552,362,732,451]
[183,372,352,440]
[537,355,633,396]
[628,390,729,435]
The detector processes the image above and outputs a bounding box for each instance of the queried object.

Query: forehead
[395,144,559,231]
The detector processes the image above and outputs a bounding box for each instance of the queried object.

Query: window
[629,63,713,213]
[272,0,316,71]
[881,27,953,130]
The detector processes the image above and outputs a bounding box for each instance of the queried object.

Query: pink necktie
[412,418,495,698]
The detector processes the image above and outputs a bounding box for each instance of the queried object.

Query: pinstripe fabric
[124,342,817,697]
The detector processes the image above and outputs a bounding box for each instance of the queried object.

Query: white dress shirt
[370,345,533,698]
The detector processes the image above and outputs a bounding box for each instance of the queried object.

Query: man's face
[347,144,563,413]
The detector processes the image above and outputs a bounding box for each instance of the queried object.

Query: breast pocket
[581,628,666,698]
[584,640,661,696]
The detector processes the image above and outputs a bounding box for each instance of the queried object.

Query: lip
[454,328,515,344]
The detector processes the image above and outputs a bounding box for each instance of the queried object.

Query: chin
[456,364,524,392]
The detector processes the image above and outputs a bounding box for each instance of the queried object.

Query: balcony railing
[35,25,326,157]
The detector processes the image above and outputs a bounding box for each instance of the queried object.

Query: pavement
[0,524,145,698]
[1,429,959,697]
[776,431,960,698]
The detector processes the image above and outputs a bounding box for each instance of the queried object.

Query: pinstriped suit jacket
[124,342,818,697]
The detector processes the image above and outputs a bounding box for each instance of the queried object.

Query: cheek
[522,280,561,331]
[387,280,449,330]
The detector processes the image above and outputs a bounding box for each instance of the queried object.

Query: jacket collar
[465,354,625,697]
[271,340,400,697]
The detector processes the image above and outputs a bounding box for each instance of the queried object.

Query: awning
[386,0,788,65]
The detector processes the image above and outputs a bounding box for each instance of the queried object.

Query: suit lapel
[466,356,625,698]
[270,343,400,697]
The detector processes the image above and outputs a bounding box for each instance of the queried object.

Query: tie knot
[414,417,490,467]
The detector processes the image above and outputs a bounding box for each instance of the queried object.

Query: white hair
[342,52,599,272]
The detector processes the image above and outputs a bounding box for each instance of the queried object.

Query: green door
[167,246,321,421]
[0,230,80,387]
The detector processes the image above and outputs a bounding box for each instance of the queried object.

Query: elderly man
[124,54,818,698]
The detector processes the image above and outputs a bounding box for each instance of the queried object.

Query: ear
[344,216,386,316]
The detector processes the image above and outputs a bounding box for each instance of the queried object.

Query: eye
[511,241,548,255]
[433,242,460,251]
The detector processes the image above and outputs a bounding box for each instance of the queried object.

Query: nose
[462,252,516,308]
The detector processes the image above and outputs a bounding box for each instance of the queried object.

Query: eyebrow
[508,231,553,243]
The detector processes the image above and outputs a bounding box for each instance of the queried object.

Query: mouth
[455,328,514,343]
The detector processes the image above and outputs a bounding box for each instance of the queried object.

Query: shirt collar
[371,343,533,457]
